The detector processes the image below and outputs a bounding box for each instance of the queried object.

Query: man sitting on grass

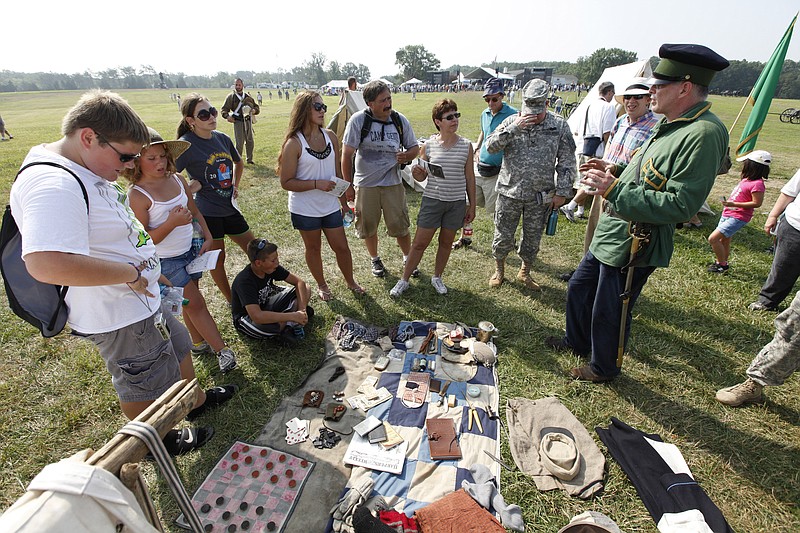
[231,239,313,343]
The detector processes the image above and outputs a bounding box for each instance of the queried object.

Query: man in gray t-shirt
[342,81,419,277]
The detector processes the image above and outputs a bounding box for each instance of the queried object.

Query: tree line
[3,46,800,99]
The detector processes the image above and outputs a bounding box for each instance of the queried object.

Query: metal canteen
[476,321,498,342]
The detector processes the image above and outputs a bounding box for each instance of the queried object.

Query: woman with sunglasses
[277,91,364,301]
[390,99,475,297]
[176,93,255,304]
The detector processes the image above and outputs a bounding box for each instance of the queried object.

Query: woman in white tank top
[126,129,236,372]
[278,91,364,301]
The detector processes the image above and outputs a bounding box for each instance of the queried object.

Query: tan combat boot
[517,262,541,291]
[489,260,505,288]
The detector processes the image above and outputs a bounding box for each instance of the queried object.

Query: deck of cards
[285,417,310,445]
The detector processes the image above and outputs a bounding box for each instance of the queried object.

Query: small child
[231,239,313,344]
[126,128,238,373]
[707,150,771,273]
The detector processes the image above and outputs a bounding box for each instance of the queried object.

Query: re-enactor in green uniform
[549,44,730,382]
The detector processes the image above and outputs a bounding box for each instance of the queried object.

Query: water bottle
[462,224,473,239]
[343,201,356,228]
[191,219,204,255]
[159,286,185,316]
[546,209,559,236]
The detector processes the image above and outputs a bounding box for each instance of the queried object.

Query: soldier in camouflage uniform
[484,79,576,290]
[716,290,800,406]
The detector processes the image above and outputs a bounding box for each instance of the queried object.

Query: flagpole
[728,86,756,136]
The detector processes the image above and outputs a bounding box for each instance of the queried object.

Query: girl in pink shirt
[707,150,771,273]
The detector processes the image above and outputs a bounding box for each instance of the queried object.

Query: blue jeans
[565,252,656,378]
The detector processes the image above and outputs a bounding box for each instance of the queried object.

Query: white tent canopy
[566,60,654,146]
[464,67,514,81]
[401,78,423,86]
[323,79,352,89]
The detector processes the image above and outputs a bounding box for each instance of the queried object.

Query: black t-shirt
[231,264,291,320]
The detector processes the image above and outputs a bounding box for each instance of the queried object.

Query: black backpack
[359,109,405,143]
[0,162,88,337]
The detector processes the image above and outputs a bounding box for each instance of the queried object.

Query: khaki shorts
[78,312,191,403]
[354,184,410,239]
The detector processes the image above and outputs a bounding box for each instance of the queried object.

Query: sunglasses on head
[312,102,328,112]
[441,112,461,121]
[95,132,140,163]
[194,106,218,121]
[623,95,646,100]
[484,96,501,103]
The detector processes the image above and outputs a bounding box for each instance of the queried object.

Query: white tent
[566,60,653,147]
[464,67,514,81]
[323,79,351,89]
[401,78,423,86]
[327,90,367,149]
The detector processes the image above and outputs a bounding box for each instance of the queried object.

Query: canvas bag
[0,162,87,337]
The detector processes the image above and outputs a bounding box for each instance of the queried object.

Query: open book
[416,158,445,179]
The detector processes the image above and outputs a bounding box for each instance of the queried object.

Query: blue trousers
[565,252,656,378]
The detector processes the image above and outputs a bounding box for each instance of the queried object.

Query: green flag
[736,14,797,157]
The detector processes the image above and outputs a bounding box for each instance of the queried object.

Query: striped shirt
[423,135,470,202]
[604,111,659,166]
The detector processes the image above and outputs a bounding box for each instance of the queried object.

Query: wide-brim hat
[646,43,729,87]
[539,432,581,481]
[614,78,652,105]
[556,511,624,533]
[736,149,772,166]
[147,127,190,160]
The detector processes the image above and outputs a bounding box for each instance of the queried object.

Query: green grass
[0,89,799,532]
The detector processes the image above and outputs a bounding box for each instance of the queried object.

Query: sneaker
[431,276,448,295]
[216,347,237,374]
[371,257,386,277]
[560,205,576,222]
[489,272,503,288]
[707,262,729,274]
[748,301,777,312]
[187,384,239,421]
[191,341,214,355]
[575,209,586,219]
[403,259,420,278]
[292,324,306,340]
[390,279,409,297]
[716,378,764,406]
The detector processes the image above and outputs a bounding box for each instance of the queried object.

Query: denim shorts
[79,312,192,403]
[290,210,343,231]
[716,215,748,238]
[160,248,202,288]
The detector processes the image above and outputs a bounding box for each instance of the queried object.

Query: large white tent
[566,60,653,148]
[401,78,423,86]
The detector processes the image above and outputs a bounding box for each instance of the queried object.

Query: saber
[617,223,650,368]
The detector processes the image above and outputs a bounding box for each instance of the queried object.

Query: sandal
[318,285,333,302]
[162,426,215,456]
[186,384,239,421]
[349,283,366,295]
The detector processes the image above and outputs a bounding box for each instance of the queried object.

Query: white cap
[736,149,772,166]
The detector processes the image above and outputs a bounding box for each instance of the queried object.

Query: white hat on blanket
[539,432,581,481]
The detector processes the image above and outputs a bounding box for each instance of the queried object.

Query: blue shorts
[290,210,343,231]
[160,248,202,288]
[716,216,748,238]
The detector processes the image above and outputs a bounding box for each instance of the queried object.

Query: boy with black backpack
[7,90,236,455]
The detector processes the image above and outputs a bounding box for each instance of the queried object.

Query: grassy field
[0,88,798,532]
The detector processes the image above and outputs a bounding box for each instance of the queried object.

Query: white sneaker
[390,279,410,297]
[216,347,238,374]
[560,205,576,222]
[431,276,448,295]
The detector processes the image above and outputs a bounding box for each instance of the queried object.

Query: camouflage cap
[522,79,548,114]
